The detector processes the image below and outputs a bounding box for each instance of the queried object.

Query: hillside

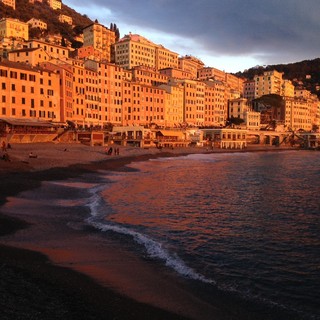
[0,0,93,47]
[235,58,320,98]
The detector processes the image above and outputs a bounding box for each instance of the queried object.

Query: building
[178,55,204,79]
[113,33,178,70]
[254,70,283,98]
[159,67,193,80]
[158,82,184,127]
[83,22,115,62]
[0,18,29,41]
[25,39,70,61]
[58,14,73,26]
[243,79,255,102]
[8,47,51,65]
[284,97,312,131]
[27,18,47,30]
[0,60,60,121]
[47,0,61,10]
[0,0,15,9]
[131,65,168,86]
[41,61,73,123]
[204,79,227,127]
[201,128,247,149]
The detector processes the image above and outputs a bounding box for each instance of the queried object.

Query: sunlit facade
[0,60,60,121]
[83,22,115,62]
[0,18,28,41]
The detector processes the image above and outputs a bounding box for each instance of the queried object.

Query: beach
[0,142,299,320]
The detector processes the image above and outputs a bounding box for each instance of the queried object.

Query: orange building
[0,60,60,121]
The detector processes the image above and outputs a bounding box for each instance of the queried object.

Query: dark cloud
[65,0,320,65]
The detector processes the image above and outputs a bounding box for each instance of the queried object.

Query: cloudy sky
[63,0,320,73]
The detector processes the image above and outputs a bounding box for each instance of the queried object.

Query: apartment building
[159,67,193,80]
[0,0,15,9]
[284,97,312,131]
[8,47,50,65]
[197,66,224,81]
[71,59,86,126]
[158,83,184,127]
[243,79,255,102]
[113,33,178,71]
[41,61,73,123]
[132,65,168,86]
[229,97,260,130]
[0,18,29,41]
[58,14,73,26]
[178,55,204,79]
[27,18,47,30]
[48,0,61,10]
[254,70,283,98]
[204,80,227,127]
[155,45,179,70]
[25,40,70,62]
[282,79,295,97]
[0,60,60,121]
[83,22,115,62]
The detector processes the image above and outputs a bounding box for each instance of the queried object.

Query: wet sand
[0,142,297,320]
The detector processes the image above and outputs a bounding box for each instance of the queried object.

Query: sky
[63,0,320,73]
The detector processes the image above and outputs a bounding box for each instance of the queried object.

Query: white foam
[87,216,215,284]
[85,180,215,284]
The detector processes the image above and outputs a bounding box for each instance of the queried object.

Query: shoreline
[0,143,302,320]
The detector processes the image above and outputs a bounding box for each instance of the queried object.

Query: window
[1,83,6,90]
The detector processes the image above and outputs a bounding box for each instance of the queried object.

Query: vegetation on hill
[235,58,320,98]
[0,0,120,48]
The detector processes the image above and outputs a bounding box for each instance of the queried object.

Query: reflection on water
[99,151,320,319]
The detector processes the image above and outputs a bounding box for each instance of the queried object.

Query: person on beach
[29,152,38,158]
[1,141,6,152]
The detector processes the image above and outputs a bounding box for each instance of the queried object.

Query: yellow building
[58,14,73,26]
[131,65,168,86]
[0,0,15,9]
[159,67,193,80]
[25,40,70,61]
[254,70,283,98]
[83,22,115,62]
[204,79,227,126]
[158,83,184,127]
[155,45,179,70]
[27,18,47,30]
[48,0,61,10]
[113,33,178,71]
[282,79,295,97]
[243,79,255,102]
[284,97,312,131]
[178,55,204,79]
[0,60,60,121]
[8,47,50,65]
[0,18,29,41]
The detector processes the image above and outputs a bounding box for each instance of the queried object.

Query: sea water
[85,150,319,320]
[3,150,319,319]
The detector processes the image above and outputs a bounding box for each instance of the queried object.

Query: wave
[87,216,215,285]
[85,184,215,285]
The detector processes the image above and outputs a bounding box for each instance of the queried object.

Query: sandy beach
[0,142,298,320]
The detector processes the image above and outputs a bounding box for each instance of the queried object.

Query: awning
[0,117,54,127]
[157,130,184,138]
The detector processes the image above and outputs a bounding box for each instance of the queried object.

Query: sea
[3,150,320,319]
